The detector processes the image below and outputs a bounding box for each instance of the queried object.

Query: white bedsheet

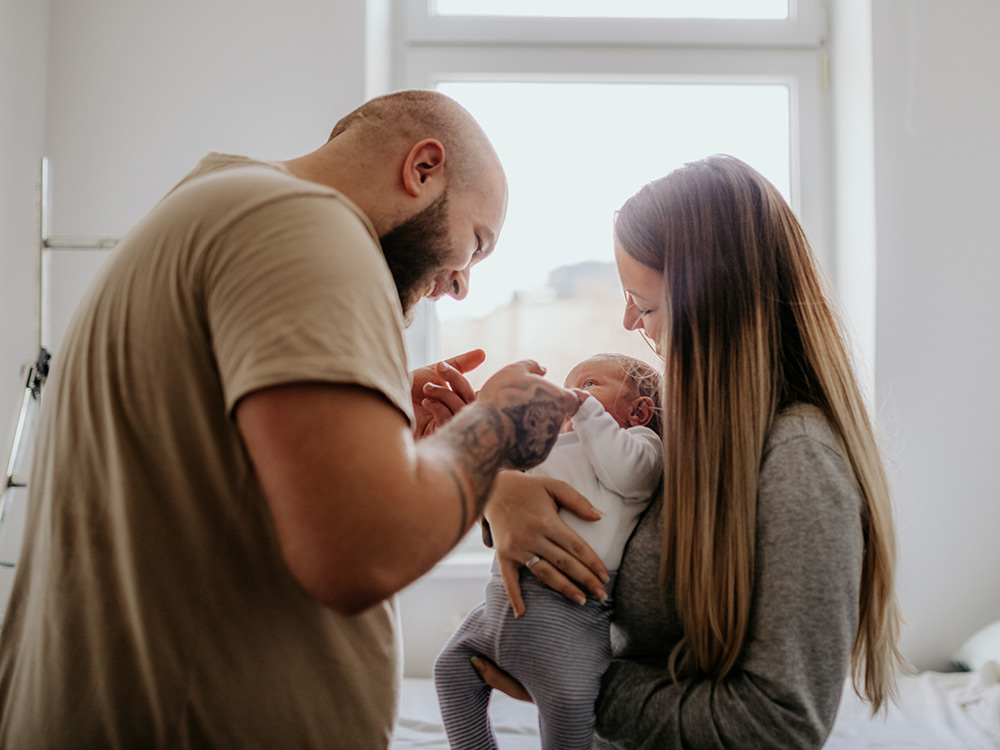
[392,678,540,749]
[392,663,1000,749]
[823,661,1000,749]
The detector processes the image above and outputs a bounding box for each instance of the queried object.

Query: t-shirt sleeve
[202,192,413,423]
[595,433,863,749]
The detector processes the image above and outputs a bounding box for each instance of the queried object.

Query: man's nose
[447,267,471,301]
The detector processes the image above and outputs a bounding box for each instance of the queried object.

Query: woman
[474,155,905,748]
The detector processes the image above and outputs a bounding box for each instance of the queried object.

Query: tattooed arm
[236,360,577,614]
[424,359,578,540]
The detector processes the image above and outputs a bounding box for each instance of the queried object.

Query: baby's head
[563,353,662,435]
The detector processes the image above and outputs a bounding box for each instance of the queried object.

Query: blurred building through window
[441,261,661,391]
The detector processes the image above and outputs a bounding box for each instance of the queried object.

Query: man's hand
[410,349,486,438]
[424,360,579,538]
[475,360,580,471]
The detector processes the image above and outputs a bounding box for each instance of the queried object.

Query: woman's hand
[471,657,533,703]
[485,471,609,616]
[410,349,485,439]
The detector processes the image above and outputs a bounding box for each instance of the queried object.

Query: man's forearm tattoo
[499,397,566,468]
[436,386,569,542]
[448,406,505,517]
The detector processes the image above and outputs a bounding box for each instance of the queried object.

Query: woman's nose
[447,267,471,301]
[623,304,641,332]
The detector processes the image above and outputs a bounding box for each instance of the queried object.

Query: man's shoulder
[175,153,329,202]
[168,153,377,240]
[179,152,294,185]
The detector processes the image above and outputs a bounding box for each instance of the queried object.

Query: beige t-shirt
[0,154,413,748]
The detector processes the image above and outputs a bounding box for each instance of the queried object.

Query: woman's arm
[597,429,864,749]
[485,471,610,616]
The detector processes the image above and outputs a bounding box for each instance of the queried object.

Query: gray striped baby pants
[434,570,616,749]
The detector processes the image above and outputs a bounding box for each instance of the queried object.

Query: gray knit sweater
[594,405,864,749]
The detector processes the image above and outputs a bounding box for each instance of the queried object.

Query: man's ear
[628,396,655,427]
[401,139,445,196]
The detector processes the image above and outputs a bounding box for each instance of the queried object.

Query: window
[395,0,829,556]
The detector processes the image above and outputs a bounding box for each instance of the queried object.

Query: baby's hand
[559,389,590,434]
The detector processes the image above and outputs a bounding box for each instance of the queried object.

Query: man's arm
[236,361,577,615]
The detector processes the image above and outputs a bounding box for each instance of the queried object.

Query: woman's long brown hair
[614,155,904,712]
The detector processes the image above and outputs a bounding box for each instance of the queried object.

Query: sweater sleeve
[572,396,663,500]
[595,431,864,749]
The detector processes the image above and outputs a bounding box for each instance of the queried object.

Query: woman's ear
[628,396,656,427]
[401,138,445,196]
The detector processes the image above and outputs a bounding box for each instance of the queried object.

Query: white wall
[0,0,50,624]
[829,0,877,405]
[2,0,375,366]
[0,0,49,401]
[870,0,1000,670]
[1,0,373,359]
[39,0,371,351]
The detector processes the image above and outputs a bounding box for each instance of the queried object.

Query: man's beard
[378,193,452,322]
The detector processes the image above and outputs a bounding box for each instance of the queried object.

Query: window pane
[435,81,790,390]
[433,0,789,20]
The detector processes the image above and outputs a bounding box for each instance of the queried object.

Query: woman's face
[614,240,665,348]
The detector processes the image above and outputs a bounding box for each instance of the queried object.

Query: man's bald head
[327,89,502,193]
[279,90,508,318]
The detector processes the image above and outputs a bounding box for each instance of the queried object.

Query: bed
[391,662,1000,749]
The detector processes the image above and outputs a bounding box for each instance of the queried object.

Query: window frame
[404,0,827,47]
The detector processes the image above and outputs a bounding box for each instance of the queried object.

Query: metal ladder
[0,157,117,569]
[0,349,50,567]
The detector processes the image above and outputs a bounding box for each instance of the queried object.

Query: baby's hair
[592,353,663,436]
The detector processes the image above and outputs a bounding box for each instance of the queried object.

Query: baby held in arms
[434,353,663,750]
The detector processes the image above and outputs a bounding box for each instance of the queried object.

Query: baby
[434,353,663,750]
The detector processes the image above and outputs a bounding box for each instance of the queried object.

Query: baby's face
[563,357,637,429]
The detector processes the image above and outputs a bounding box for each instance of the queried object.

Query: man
[0,90,580,748]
